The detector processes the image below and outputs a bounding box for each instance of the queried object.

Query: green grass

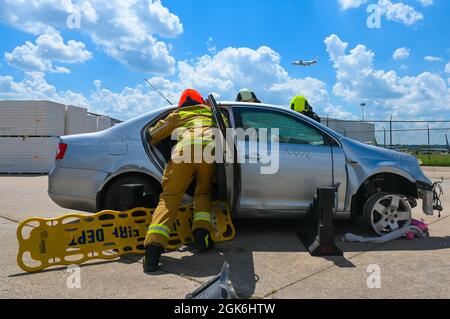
[416,153,450,167]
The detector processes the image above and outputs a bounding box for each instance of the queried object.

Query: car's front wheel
[101,175,161,211]
[363,192,412,236]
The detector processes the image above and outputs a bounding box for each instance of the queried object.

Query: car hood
[340,137,432,186]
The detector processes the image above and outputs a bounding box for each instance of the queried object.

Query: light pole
[360,103,367,143]
[360,103,366,121]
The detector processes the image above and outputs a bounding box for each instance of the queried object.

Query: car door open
[207,95,240,215]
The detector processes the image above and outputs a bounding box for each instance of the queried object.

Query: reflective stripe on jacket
[147,104,217,161]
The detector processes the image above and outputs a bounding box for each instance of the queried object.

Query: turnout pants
[144,160,215,248]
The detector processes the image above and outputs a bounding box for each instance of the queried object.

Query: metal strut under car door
[207,94,240,214]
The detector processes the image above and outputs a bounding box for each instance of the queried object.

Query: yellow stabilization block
[17,201,235,273]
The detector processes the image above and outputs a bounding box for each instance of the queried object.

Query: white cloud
[90,81,159,119]
[0,0,183,74]
[417,0,433,6]
[339,0,424,26]
[393,47,410,60]
[338,0,368,10]
[324,34,450,118]
[424,55,442,62]
[323,104,355,119]
[4,31,91,73]
[146,0,183,38]
[206,37,217,55]
[93,79,102,89]
[325,34,402,101]
[377,0,423,26]
[3,35,449,131]
[445,62,450,74]
[0,71,153,119]
[146,46,334,113]
[0,72,89,106]
[0,45,339,120]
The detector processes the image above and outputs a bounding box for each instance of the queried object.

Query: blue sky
[0,0,449,144]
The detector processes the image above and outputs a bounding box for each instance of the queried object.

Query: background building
[323,118,376,145]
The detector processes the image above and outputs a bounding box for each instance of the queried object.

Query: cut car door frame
[207,95,241,216]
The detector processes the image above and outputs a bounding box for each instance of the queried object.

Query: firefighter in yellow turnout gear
[143,89,217,273]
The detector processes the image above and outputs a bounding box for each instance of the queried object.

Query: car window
[238,108,325,145]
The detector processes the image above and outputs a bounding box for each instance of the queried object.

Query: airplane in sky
[292,58,318,66]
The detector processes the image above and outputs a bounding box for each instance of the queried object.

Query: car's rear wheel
[101,175,161,211]
[363,192,412,236]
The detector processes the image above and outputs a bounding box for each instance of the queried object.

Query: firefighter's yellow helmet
[290,95,310,113]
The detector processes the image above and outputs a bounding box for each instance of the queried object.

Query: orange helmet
[178,89,205,108]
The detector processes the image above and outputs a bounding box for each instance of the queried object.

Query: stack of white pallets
[0,137,59,173]
[65,105,87,135]
[0,101,65,136]
[97,116,112,131]
[0,100,116,174]
[85,113,98,133]
[0,101,66,174]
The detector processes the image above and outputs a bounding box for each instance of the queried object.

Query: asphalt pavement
[1,167,449,299]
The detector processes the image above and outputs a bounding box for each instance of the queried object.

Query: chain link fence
[322,116,450,166]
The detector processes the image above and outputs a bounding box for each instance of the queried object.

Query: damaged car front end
[340,137,443,234]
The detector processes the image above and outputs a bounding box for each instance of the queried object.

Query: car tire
[363,192,412,236]
[101,175,161,211]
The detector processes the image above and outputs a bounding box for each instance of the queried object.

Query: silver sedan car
[49,102,438,235]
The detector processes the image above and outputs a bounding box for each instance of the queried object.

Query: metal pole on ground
[389,115,393,149]
[298,186,343,257]
[361,103,366,121]
[427,125,431,163]
[360,120,363,142]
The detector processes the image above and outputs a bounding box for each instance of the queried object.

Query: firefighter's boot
[143,245,164,273]
[193,228,215,251]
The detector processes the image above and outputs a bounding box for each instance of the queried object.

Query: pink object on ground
[406,233,415,240]
[406,219,429,239]
[344,218,430,243]
[411,218,428,231]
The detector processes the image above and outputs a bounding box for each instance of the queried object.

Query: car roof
[219,101,286,109]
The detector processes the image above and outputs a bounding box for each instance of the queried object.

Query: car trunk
[59,132,109,171]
